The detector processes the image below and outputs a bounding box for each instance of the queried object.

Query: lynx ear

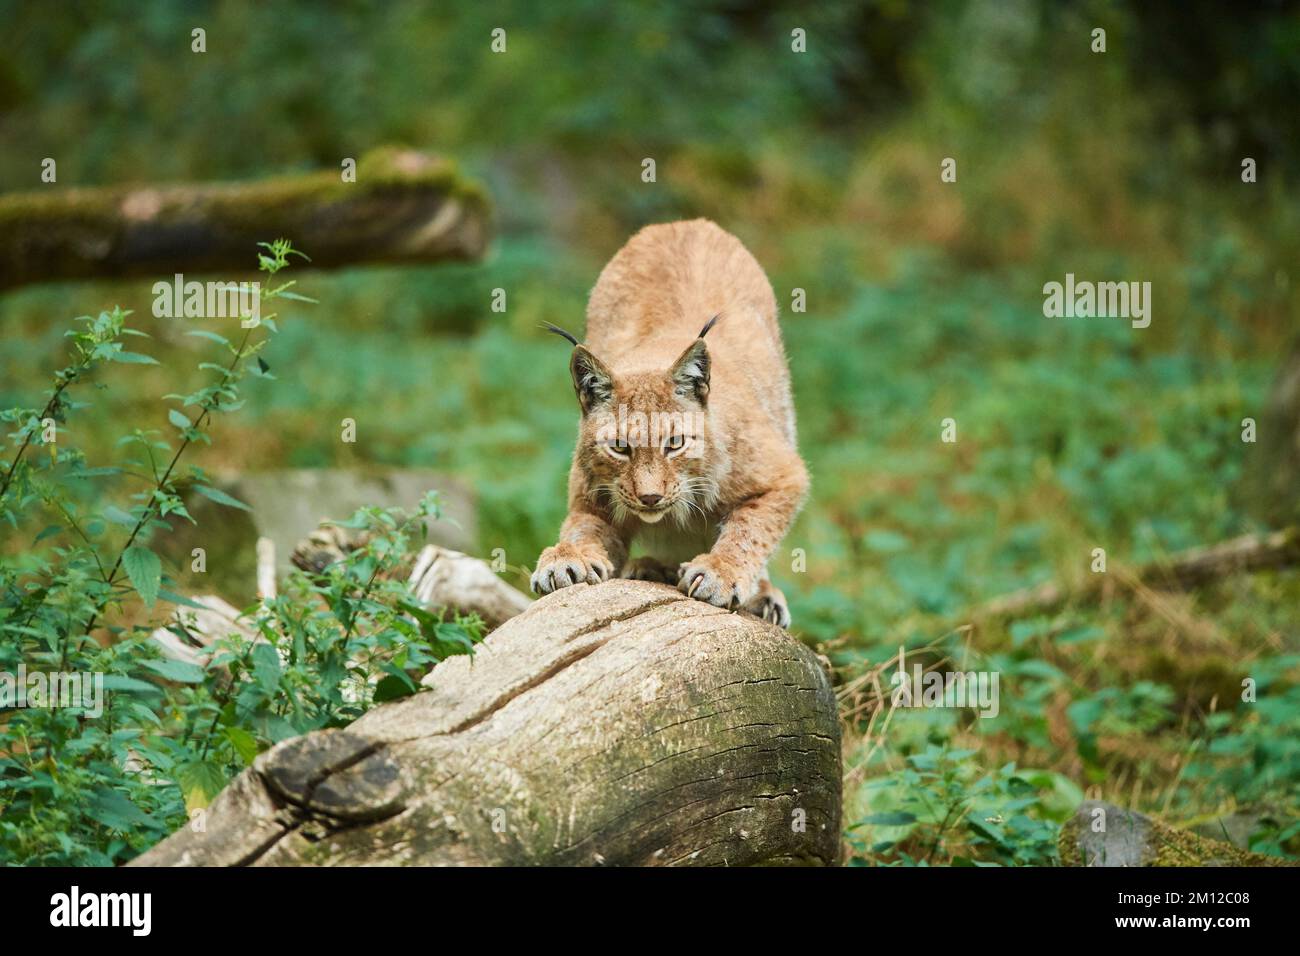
[669,339,710,404]
[570,346,614,414]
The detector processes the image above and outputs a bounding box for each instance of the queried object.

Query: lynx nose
[638,493,664,508]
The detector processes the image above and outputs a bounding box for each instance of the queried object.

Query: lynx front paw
[677,553,758,610]
[743,580,791,629]
[530,542,615,595]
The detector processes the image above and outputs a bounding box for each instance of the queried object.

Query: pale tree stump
[132,580,841,866]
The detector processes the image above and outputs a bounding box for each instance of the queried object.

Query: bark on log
[132,579,842,866]
[0,147,488,290]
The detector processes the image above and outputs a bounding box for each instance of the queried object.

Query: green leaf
[251,642,282,691]
[101,674,164,694]
[1056,624,1105,645]
[122,545,162,607]
[110,351,159,365]
[857,811,918,827]
[141,658,205,684]
[374,673,417,703]
[185,330,230,346]
[65,466,124,480]
[87,790,159,831]
[102,504,137,527]
[433,621,479,656]
[1010,617,1052,647]
[1012,660,1066,682]
[223,726,260,766]
[177,760,228,811]
[168,408,192,430]
[157,588,209,609]
[190,483,252,511]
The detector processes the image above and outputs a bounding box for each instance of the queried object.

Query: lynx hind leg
[620,555,679,584]
[743,574,791,629]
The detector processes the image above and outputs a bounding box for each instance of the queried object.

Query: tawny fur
[530,219,808,628]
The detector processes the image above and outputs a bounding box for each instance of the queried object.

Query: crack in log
[230,823,295,868]
[443,596,707,735]
[562,595,696,642]
[444,640,609,734]
[238,737,407,864]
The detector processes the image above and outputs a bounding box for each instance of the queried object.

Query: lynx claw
[745,591,791,629]
[530,544,613,595]
[676,554,753,610]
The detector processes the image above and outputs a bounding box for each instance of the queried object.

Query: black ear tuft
[570,346,614,414]
[541,322,581,347]
[669,339,710,404]
[698,313,722,338]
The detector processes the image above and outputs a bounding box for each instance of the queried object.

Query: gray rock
[228,469,476,575]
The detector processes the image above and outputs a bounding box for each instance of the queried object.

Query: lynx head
[547,318,722,526]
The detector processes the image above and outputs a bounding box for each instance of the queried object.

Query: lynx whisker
[602,483,634,525]
[671,475,719,528]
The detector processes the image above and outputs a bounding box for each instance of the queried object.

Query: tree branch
[973,526,1300,620]
[0,148,488,290]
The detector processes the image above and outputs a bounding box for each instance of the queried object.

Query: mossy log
[1059,800,1294,867]
[0,147,488,290]
[131,579,842,867]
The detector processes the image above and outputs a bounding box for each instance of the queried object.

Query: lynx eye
[663,433,689,456]
[601,438,631,460]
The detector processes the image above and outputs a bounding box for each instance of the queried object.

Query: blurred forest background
[2,0,1299,864]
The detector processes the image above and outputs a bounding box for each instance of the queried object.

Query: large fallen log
[132,579,842,866]
[0,147,488,290]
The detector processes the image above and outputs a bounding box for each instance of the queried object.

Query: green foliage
[0,245,482,865]
[847,745,1072,866]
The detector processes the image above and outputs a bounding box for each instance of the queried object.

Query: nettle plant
[847,745,1068,867]
[0,241,483,865]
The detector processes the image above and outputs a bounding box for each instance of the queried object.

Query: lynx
[530,219,808,627]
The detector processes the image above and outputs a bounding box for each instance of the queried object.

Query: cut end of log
[132,579,842,867]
